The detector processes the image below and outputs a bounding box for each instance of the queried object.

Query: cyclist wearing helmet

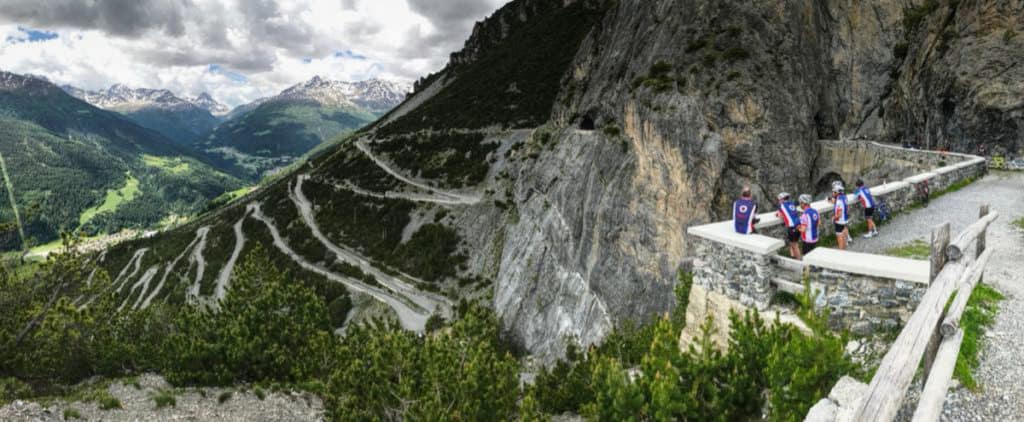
[733,186,758,234]
[829,181,851,250]
[855,179,879,238]
[797,194,820,257]
[776,192,801,259]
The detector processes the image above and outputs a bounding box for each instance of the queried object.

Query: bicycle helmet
[777,192,790,201]
[832,181,845,192]
[799,194,813,205]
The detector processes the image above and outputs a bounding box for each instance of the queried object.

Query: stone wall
[815,141,974,187]
[690,236,774,311]
[809,270,926,336]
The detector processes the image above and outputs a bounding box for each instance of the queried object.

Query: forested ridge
[0,73,242,251]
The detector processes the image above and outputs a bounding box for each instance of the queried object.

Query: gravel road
[864,171,1024,421]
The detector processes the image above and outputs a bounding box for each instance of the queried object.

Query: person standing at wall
[855,179,880,238]
[797,194,820,257]
[733,186,758,234]
[830,181,852,250]
[776,192,801,259]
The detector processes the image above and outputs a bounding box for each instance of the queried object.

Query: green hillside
[198,100,377,180]
[0,73,243,251]
[118,105,221,147]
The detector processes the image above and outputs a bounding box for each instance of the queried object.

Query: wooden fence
[852,204,998,421]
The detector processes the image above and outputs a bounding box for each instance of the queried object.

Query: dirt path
[292,175,452,317]
[354,140,482,205]
[248,203,430,331]
[112,248,148,294]
[213,211,249,301]
[857,172,1024,420]
[142,227,208,309]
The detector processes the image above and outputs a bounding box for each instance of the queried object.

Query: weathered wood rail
[852,205,999,422]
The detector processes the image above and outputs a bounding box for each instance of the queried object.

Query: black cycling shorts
[864,207,875,219]
[786,227,800,243]
[835,223,847,233]
[802,242,818,255]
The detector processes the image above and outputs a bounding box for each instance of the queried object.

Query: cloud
[0,0,509,107]
[0,0,189,37]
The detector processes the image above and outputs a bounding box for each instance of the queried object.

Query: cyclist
[829,181,852,250]
[733,186,758,234]
[776,192,801,259]
[855,180,880,238]
[797,194,820,257]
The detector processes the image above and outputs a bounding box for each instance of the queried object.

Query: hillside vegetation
[0,248,855,421]
[199,100,377,180]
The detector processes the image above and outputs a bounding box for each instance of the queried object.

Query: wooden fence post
[924,222,951,381]
[977,204,989,259]
[930,223,950,282]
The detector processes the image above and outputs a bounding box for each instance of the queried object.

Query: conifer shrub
[326,305,520,420]
[162,245,335,386]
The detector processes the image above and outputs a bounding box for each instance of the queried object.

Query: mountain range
[63,84,224,147]
[65,77,411,181]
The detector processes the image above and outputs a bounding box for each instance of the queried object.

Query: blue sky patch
[334,50,367,60]
[208,64,248,83]
[6,26,59,44]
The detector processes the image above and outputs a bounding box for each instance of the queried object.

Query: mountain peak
[190,92,230,116]
[276,77,410,112]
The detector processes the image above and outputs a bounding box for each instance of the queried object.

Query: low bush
[62,408,82,420]
[153,390,176,409]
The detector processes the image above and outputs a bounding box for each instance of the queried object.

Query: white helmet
[832,181,845,192]
[799,194,813,205]
[777,192,790,201]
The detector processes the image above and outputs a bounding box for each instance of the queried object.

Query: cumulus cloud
[0,0,508,107]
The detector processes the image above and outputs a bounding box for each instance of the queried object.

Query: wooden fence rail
[852,205,997,422]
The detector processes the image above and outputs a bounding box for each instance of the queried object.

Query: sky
[0,0,507,107]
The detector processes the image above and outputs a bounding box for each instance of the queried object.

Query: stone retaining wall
[690,236,773,311]
[809,270,926,336]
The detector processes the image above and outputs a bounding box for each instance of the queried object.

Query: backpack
[877,199,891,222]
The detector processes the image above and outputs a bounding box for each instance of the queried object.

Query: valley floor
[851,171,1024,421]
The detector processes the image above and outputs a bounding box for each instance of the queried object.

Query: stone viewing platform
[683,140,987,339]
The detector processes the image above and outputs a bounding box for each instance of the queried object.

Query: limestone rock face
[880,0,1024,156]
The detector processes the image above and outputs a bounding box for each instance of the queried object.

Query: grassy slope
[78,174,141,227]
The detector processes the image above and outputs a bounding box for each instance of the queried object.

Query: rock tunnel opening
[579,115,596,131]
[816,172,845,198]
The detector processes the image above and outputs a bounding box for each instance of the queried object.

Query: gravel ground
[0,374,324,421]
[864,171,1024,421]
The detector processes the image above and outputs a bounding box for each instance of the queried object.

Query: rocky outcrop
[880,0,1024,156]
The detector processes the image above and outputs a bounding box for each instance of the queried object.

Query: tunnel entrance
[579,115,596,131]
[815,172,845,198]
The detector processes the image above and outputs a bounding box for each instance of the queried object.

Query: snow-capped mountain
[189,92,231,117]
[61,84,218,113]
[274,76,410,113]
[61,84,222,147]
